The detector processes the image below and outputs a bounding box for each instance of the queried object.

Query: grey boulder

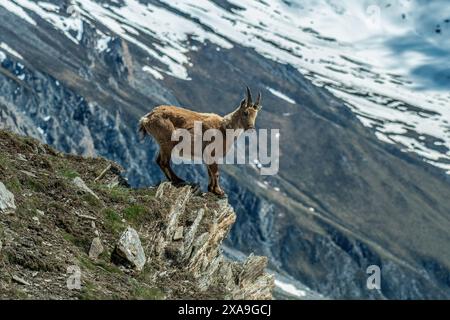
[115,227,146,271]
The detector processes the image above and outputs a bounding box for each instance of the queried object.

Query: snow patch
[96,32,111,52]
[37,2,59,12]
[9,0,84,43]
[142,66,164,80]
[0,0,36,25]
[275,279,306,298]
[74,0,232,79]
[266,87,296,104]
[0,42,23,59]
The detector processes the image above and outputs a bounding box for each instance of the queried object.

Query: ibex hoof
[212,190,227,198]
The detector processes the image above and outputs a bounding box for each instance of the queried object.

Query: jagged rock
[152,183,274,299]
[165,185,191,239]
[72,177,99,200]
[183,208,204,258]
[173,226,184,241]
[155,182,172,199]
[17,154,27,162]
[0,181,16,214]
[89,237,104,260]
[234,255,274,300]
[115,227,146,271]
[12,275,30,286]
[20,170,37,178]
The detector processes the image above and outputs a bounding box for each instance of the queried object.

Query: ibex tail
[138,116,150,140]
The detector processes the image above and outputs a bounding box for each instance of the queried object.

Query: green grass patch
[80,251,121,275]
[47,200,67,215]
[22,177,46,193]
[94,259,122,274]
[10,288,29,299]
[123,205,148,224]
[0,153,12,169]
[102,208,124,235]
[61,230,77,244]
[78,280,105,300]
[79,256,96,272]
[81,194,101,208]
[134,188,157,198]
[132,285,165,300]
[96,185,131,203]
[5,177,22,194]
[61,231,90,250]
[60,168,79,179]
[13,194,43,218]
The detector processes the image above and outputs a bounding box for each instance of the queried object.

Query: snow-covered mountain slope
[2,0,448,172]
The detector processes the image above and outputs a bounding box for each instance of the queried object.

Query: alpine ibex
[139,87,262,197]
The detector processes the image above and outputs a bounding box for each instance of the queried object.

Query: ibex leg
[207,163,225,197]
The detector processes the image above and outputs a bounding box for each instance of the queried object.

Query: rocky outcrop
[0,130,273,299]
[149,182,274,300]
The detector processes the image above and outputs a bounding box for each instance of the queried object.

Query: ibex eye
[244,110,249,116]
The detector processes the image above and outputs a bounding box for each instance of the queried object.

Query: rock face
[115,227,146,272]
[0,182,16,213]
[150,182,274,299]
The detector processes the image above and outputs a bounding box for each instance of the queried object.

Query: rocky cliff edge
[0,130,274,299]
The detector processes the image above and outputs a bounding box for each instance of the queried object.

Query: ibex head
[238,86,262,131]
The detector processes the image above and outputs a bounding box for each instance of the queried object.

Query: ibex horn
[246,86,253,105]
[255,92,261,106]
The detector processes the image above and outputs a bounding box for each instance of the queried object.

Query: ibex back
[139,87,262,197]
